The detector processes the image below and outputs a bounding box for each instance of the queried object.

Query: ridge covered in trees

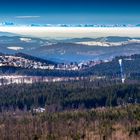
[0,105,139,140]
[0,80,139,111]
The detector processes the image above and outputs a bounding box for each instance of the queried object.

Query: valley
[0,32,140,140]
[0,34,140,62]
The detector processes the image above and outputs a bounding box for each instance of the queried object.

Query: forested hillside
[0,80,139,111]
[0,105,139,140]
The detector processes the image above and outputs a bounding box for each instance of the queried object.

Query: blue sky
[0,0,140,24]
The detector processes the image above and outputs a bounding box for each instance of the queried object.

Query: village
[0,54,107,71]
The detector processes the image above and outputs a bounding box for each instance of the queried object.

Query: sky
[0,0,140,25]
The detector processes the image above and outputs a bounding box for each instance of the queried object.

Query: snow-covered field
[0,75,80,85]
[75,39,140,47]
[7,46,24,50]
[0,27,140,39]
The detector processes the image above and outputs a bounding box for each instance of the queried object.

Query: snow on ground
[75,39,140,47]
[20,38,32,42]
[7,46,24,50]
[75,41,124,47]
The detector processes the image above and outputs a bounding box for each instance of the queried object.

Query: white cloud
[15,16,40,19]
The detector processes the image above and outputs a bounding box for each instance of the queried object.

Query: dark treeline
[0,79,139,111]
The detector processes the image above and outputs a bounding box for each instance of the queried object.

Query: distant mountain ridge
[0,31,19,37]
[60,36,134,43]
[1,22,140,27]
[0,35,140,62]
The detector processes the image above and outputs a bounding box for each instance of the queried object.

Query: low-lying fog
[0,27,140,39]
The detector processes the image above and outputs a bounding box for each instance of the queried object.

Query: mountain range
[0,22,140,27]
[0,32,140,63]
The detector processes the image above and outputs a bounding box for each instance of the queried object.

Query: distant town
[0,54,110,71]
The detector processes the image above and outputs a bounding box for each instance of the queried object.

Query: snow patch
[20,38,32,42]
[75,39,140,47]
[7,46,24,51]
[75,41,125,47]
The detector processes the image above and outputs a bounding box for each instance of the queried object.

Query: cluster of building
[0,55,111,71]
[54,60,107,71]
[0,55,55,70]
